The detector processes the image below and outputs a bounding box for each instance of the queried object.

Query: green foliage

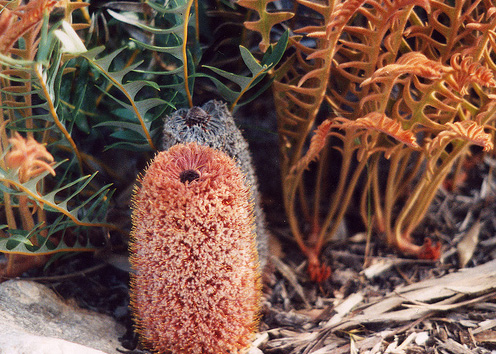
[0,0,287,276]
[199,30,289,110]
[82,46,168,151]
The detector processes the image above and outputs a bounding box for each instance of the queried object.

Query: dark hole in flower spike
[183,107,211,128]
[180,169,200,184]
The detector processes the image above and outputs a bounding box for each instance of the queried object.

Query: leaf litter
[255,155,496,354]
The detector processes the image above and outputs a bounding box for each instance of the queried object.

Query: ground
[16,150,496,354]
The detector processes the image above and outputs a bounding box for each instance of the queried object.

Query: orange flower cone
[130,142,261,354]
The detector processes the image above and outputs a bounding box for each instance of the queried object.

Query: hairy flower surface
[130,142,260,354]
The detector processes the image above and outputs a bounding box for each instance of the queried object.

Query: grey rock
[163,100,270,269]
[0,280,125,354]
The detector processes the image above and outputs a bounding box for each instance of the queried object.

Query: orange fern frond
[448,54,496,95]
[334,113,420,149]
[446,121,494,151]
[288,119,333,177]
[404,0,482,62]
[0,0,57,54]
[273,0,335,172]
[426,121,494,156]
[327,0,367,33]
[362,52,452,87]
[328,0,430,117]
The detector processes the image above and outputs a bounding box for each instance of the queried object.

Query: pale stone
[0,280,125,354]
[0,331,107,354]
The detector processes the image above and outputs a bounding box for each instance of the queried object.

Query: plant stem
[182,0,195,108]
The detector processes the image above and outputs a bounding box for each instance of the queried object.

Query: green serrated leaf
[0,163,114,229]
[103,140,155,151]
[86,47,126,72]
[84,50,157,149]
[132,39,183,59]
[197,30,288,109]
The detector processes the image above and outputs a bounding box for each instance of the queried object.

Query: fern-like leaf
[108,0,197,108]
[0,0,57,54]
[237,0,293,52]
[199,30,288,110]
[82,47,169,151]
[426,121,494,156]
[0,161,113,228]
[362,52,453,86]
[0,218,99,255]
[287,119,333,180]
[405,0,482,62]
[448,54,496,95]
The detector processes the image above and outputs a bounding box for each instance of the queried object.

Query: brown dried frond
[362,52,453,87]
[448,54,496,95]
[5,132,56,183]
[426,121,494,156]
[334,113,420,149]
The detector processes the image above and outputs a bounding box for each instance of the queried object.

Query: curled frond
[334,113,420,148]
[426,121,494,155]
[362,52,452,87]
[449,54,496,94]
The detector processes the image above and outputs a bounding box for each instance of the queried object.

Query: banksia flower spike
[130,142,261,354]
[163,100,270,269]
